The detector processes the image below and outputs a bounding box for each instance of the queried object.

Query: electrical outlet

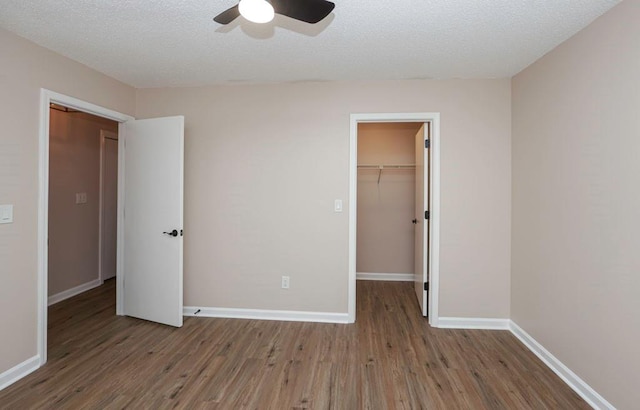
[281,276,290,289]
[75,193,87,204]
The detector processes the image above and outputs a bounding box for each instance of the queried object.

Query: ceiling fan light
[238,0,275,24]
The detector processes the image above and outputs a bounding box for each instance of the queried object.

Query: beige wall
[357,122,419,274]
[136,79,511,318]
[48,110,117,296]
[511,1,640,408]
[0,28,134,374]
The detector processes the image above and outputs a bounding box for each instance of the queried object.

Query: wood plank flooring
[0,280,588,409]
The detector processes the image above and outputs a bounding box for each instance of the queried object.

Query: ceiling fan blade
[214,5,240,24]
[270,0,335,24]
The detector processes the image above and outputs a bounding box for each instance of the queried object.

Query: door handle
[412,219,417,224]
[163,229,179,237]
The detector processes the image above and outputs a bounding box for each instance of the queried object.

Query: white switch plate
[334,199,343,212]
[281,276,290,289]
[0,204,13,224]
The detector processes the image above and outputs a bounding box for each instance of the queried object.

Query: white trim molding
[0,356,40,391]
[184,307,350,324]
[430,318,613,408]
[349,112,441,326]
[356,272,414,282]
[98,130,118,283]
[47,279,103,306]
[509,321,615,410]
[437,317,510,330]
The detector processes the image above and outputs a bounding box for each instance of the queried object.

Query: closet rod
[49,103,80,113]
[357,164,416,184]
[357,164,416,169]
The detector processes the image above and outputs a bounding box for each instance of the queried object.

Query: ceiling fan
[214,0,335,25]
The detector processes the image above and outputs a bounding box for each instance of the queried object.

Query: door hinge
[425,210,430,220]
[425,139,430,149]
[424,282,429,291]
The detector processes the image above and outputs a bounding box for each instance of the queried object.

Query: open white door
[121,116,184,327]
[414,123,429,316]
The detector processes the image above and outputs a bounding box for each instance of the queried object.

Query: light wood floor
[0,280,588,409]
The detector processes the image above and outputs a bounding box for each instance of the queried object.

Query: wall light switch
[334,199,343,213]
[0,204,13,224]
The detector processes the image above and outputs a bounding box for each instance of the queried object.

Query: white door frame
[38,89,134,366]
[348,113,441,326]
[99,130,118,281]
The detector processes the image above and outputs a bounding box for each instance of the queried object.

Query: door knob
[163,229,178,237]
[412,219,417,224]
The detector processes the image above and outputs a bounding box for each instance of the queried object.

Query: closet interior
[356,122,422,281]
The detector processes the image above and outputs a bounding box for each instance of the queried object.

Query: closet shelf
[357,164,416,184]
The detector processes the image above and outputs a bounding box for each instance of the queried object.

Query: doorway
[356,122,420,282]
[47,106,118,306]
[38,90,134,365]
[38,89,185,368]
[348,113,440,326]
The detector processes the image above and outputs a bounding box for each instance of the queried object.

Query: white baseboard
[356,272,414,282]
[48,278,103,306]
[509,321,614,410]
[0,355,40,391]
[433,318,612,408]
[437,317,510,330]
[184,306,350,324]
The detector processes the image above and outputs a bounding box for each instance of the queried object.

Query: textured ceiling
[0,0,621,88]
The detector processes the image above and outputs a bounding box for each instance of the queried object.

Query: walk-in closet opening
[47,103,119,349]
[355,120,432,318]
